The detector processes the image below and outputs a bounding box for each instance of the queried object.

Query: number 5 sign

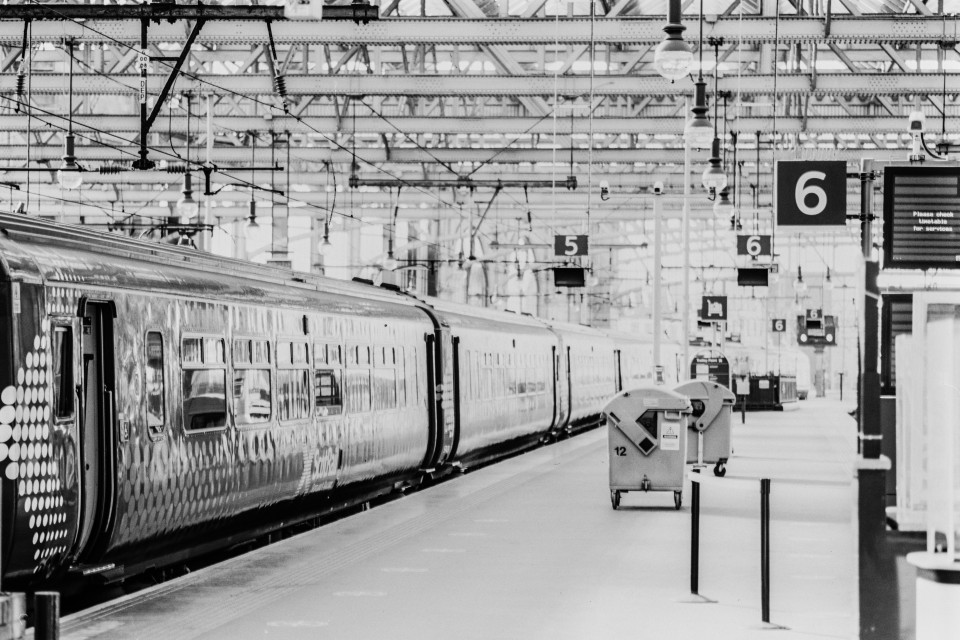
[554,235,589,257]
[776,161,847,227]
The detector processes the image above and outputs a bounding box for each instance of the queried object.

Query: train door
[550,345,558,430]
[614,350,623,393]
[565,346,573,428]
[73,300,117,560]
[449,336,462,459]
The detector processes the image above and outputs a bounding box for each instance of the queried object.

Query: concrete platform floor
[55,398,859,640]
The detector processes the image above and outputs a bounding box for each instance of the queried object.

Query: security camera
[652,181,665,195]
[908,110,925,134]
[599,180,610,201]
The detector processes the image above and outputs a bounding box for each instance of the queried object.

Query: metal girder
[1,16,957,46]
[2,114,956,135]
[17,72,958,96]
[0,145,909,164]
[0,4,284,20]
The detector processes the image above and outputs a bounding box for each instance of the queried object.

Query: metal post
[653,190,663,380]
[760,478,771,624]
[741,392,746,423]
[682,109,691,381]
[34,591,59,640]
[690,470,701,595]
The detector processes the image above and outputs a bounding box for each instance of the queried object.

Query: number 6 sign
[776,161,847,227]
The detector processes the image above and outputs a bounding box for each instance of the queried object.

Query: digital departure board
[883,166,960,269]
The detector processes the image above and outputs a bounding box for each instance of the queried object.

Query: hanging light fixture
[702,138,728,192]
[713,186,734,217]
[684,80,713,149]
[318,219,333,254]
[245,198,259,237]
[177,172,200,220]
[653,0,693,82]
[57,40,83,190]
[701,38,727,193]
[175,93,200,220]
[794,266,807,294]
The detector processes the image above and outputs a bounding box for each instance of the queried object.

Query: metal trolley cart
[604,388,692,510]
[675,380,736,477]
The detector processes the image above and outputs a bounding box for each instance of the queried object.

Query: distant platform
[53,399,858,640]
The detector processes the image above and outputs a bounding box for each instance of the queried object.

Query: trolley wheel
[610,490,621,510]
[673,491,682,510]
[714,462,727,477]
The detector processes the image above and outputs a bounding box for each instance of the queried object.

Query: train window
[291,343,309,365]
[278,369,310,421]
[315,369,342,416]
[329,344,343,366]
[233,339,251,365]
[314,343,327,365]
[182,338,202,364]
[360,346,371,366]
[406,347,418,405]
[277,342,291,366]
[205,338,225,365]
[233,369,271,424]
[375,346,386,367]
[345,370,372,413]
[145,332,166,430]
[373,367,397,410]
[397,347,406,406]
[252,340,270,365]
[182,369,227,431]
[51,326,74,420]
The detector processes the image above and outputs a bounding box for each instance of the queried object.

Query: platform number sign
[771,318,786,333]
[554,235,589,257]
[737,234,772,258]
[776,161,847,227]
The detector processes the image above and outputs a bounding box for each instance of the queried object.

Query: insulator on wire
[165,164,189,174]
[272,72,289,112]
[98,165,129,174]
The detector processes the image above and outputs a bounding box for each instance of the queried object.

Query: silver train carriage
[0,214,651,588]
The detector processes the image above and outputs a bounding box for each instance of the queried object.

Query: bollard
[34,591,59,640]
[690,470,700,596]
[760,479,771,624]
[741,394,746,424]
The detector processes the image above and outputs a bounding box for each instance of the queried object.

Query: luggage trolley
[604,388,692,510]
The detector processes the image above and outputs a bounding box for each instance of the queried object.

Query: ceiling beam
[1,16,955,46]
[16,72,957,97]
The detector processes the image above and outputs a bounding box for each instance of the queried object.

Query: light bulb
[57,164,83,190]
[654,40,693,82]
[713,189,734,217]
[177,190,200,220]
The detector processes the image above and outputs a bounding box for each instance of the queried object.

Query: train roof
[0,213,414,307]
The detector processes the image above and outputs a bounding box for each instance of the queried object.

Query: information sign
[690,350,731,388]
[554,235,589,257]
[700,296,728,322]
[882,166,960,269]
[771,318,786,333]
[776,160,847,227]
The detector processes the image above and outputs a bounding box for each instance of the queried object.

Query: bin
[603,387,692,510]
[675,380,735,477]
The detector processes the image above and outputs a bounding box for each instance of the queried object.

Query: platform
[52,398,858,640]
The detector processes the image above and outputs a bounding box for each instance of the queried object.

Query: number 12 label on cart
[776,161,847,227]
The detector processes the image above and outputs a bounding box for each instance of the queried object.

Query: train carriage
[0,213,650,589]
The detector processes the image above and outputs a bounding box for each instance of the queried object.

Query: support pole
[34,591,59,640]
[760,478,771,624]
[682,130,691,380]
[653,189,663,381]
[690,470,701,596]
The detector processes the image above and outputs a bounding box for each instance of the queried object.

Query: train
[0,213,656,590]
